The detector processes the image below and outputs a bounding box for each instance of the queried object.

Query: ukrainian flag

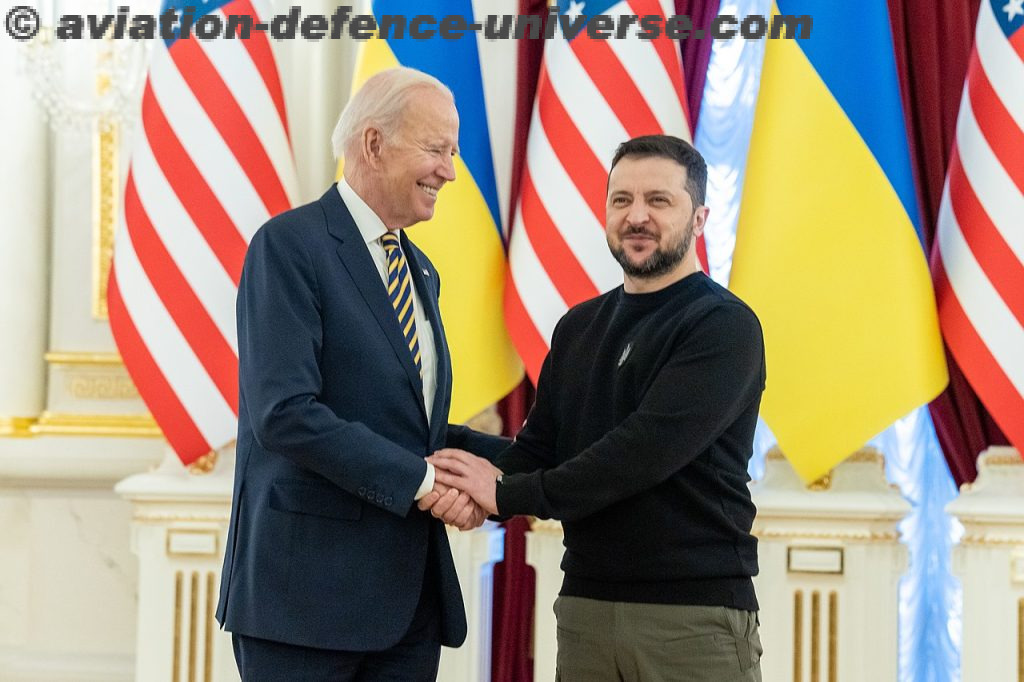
[341,1,522,423]
[730,1,948,482]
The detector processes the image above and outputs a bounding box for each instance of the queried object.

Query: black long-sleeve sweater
[495,272,765,610]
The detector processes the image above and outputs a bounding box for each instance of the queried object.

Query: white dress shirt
[337,179,437,500]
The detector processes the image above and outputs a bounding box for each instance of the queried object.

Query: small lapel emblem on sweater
[618,342,633,367]
[422,268,430,277]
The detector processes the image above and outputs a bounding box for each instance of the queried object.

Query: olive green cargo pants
[553,596,762,682]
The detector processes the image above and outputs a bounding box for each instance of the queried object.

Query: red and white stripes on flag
[108,0,298,466]
[933,0,1024,455]
[504,0,693,382]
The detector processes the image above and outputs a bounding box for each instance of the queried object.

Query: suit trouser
[553,595,762,682]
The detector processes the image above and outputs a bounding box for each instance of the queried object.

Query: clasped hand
[416,448,502,531]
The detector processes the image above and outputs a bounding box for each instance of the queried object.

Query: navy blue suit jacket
[216,186,508,651]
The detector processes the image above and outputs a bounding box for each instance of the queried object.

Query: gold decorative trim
[206,572,216,682]
[30,412,161,438]
[0,416,38,438]
[959,533,1024,547]
[806,472,833,491]
[132,511,231,524]
[829,592,838,682]
[811,590,821,682]
[787,546,844,575]
[794,591,803,682]
[846,448,885,464]
[189,571,199,682]
[189,450,220,475]
[92,118,118,320]
[45,351,124,366]
[1018,598,1023,682]
[766,446,886,489]
[755,528,900,543]
[166,529,219,558]
[984,454,1024,467]
[173,571,183,682]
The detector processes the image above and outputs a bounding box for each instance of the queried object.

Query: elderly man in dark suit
[216,66,509,681]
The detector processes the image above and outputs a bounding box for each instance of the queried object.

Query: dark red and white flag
[933,0,1024,455]
[504,0,694,382]
[108,0,297,465]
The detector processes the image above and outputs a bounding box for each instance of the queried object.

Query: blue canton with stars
[994,0,1024,36]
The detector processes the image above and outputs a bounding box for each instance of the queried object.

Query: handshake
[416,448,503,531]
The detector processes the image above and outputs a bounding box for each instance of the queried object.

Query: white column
[946,446,1024,682]
[751,448,910,682]
[526,519,564,682]
[439,523,505,682]
[119,447,504,682]
[115,447,238,682]
[0,14,49,434]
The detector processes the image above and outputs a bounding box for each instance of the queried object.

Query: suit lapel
[320,187,427,420]
[403,235,450,445]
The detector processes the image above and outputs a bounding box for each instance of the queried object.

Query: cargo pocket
[727,609,762,672]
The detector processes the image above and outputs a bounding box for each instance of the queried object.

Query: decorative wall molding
[0,416,37,438]
[30,412,160,438]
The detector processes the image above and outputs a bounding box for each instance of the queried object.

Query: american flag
[504,0,693,382]
[108,0,298,466]
[933,0,1024,455]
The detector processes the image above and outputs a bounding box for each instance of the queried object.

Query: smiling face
[605,155,708,290]
[374,87,459,230]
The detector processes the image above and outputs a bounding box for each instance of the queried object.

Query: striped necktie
[381,232,422,377]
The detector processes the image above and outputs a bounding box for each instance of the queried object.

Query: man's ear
[693,206,710,238]
[362,127,384,168]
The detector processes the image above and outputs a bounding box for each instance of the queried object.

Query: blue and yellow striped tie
[381,232,422,377]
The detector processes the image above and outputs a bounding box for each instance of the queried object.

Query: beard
[608,215,696,279]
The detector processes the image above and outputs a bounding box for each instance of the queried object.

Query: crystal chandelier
[17,1,155,133]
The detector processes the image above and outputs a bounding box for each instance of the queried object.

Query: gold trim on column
[206,572,216,682]
[794,591,803,682]
[766,446,885,478]
[166,529,219,558]
[987,454,1024,467]
[189,571,199,682]
[829,592,838,682]
[92,118,118,320]
[811,590,821,682]
[173,571,183,682]
[806,472,833,491]
[1018,598,1023,682]
[45,351,124,366]
[0,416,38,438]
[30,412,161,438]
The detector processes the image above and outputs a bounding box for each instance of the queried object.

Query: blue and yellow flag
[730,1,948,482]
[340,1,522,424]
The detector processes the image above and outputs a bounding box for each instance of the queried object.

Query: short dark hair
[609,135,707,207]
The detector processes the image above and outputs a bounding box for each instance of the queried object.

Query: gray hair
[332,67,454,160]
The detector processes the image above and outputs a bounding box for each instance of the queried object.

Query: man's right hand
[417,481,487,531]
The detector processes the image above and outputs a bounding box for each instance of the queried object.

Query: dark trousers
[233,558,442,681]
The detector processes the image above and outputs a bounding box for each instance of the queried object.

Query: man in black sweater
[423,135,765,681]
